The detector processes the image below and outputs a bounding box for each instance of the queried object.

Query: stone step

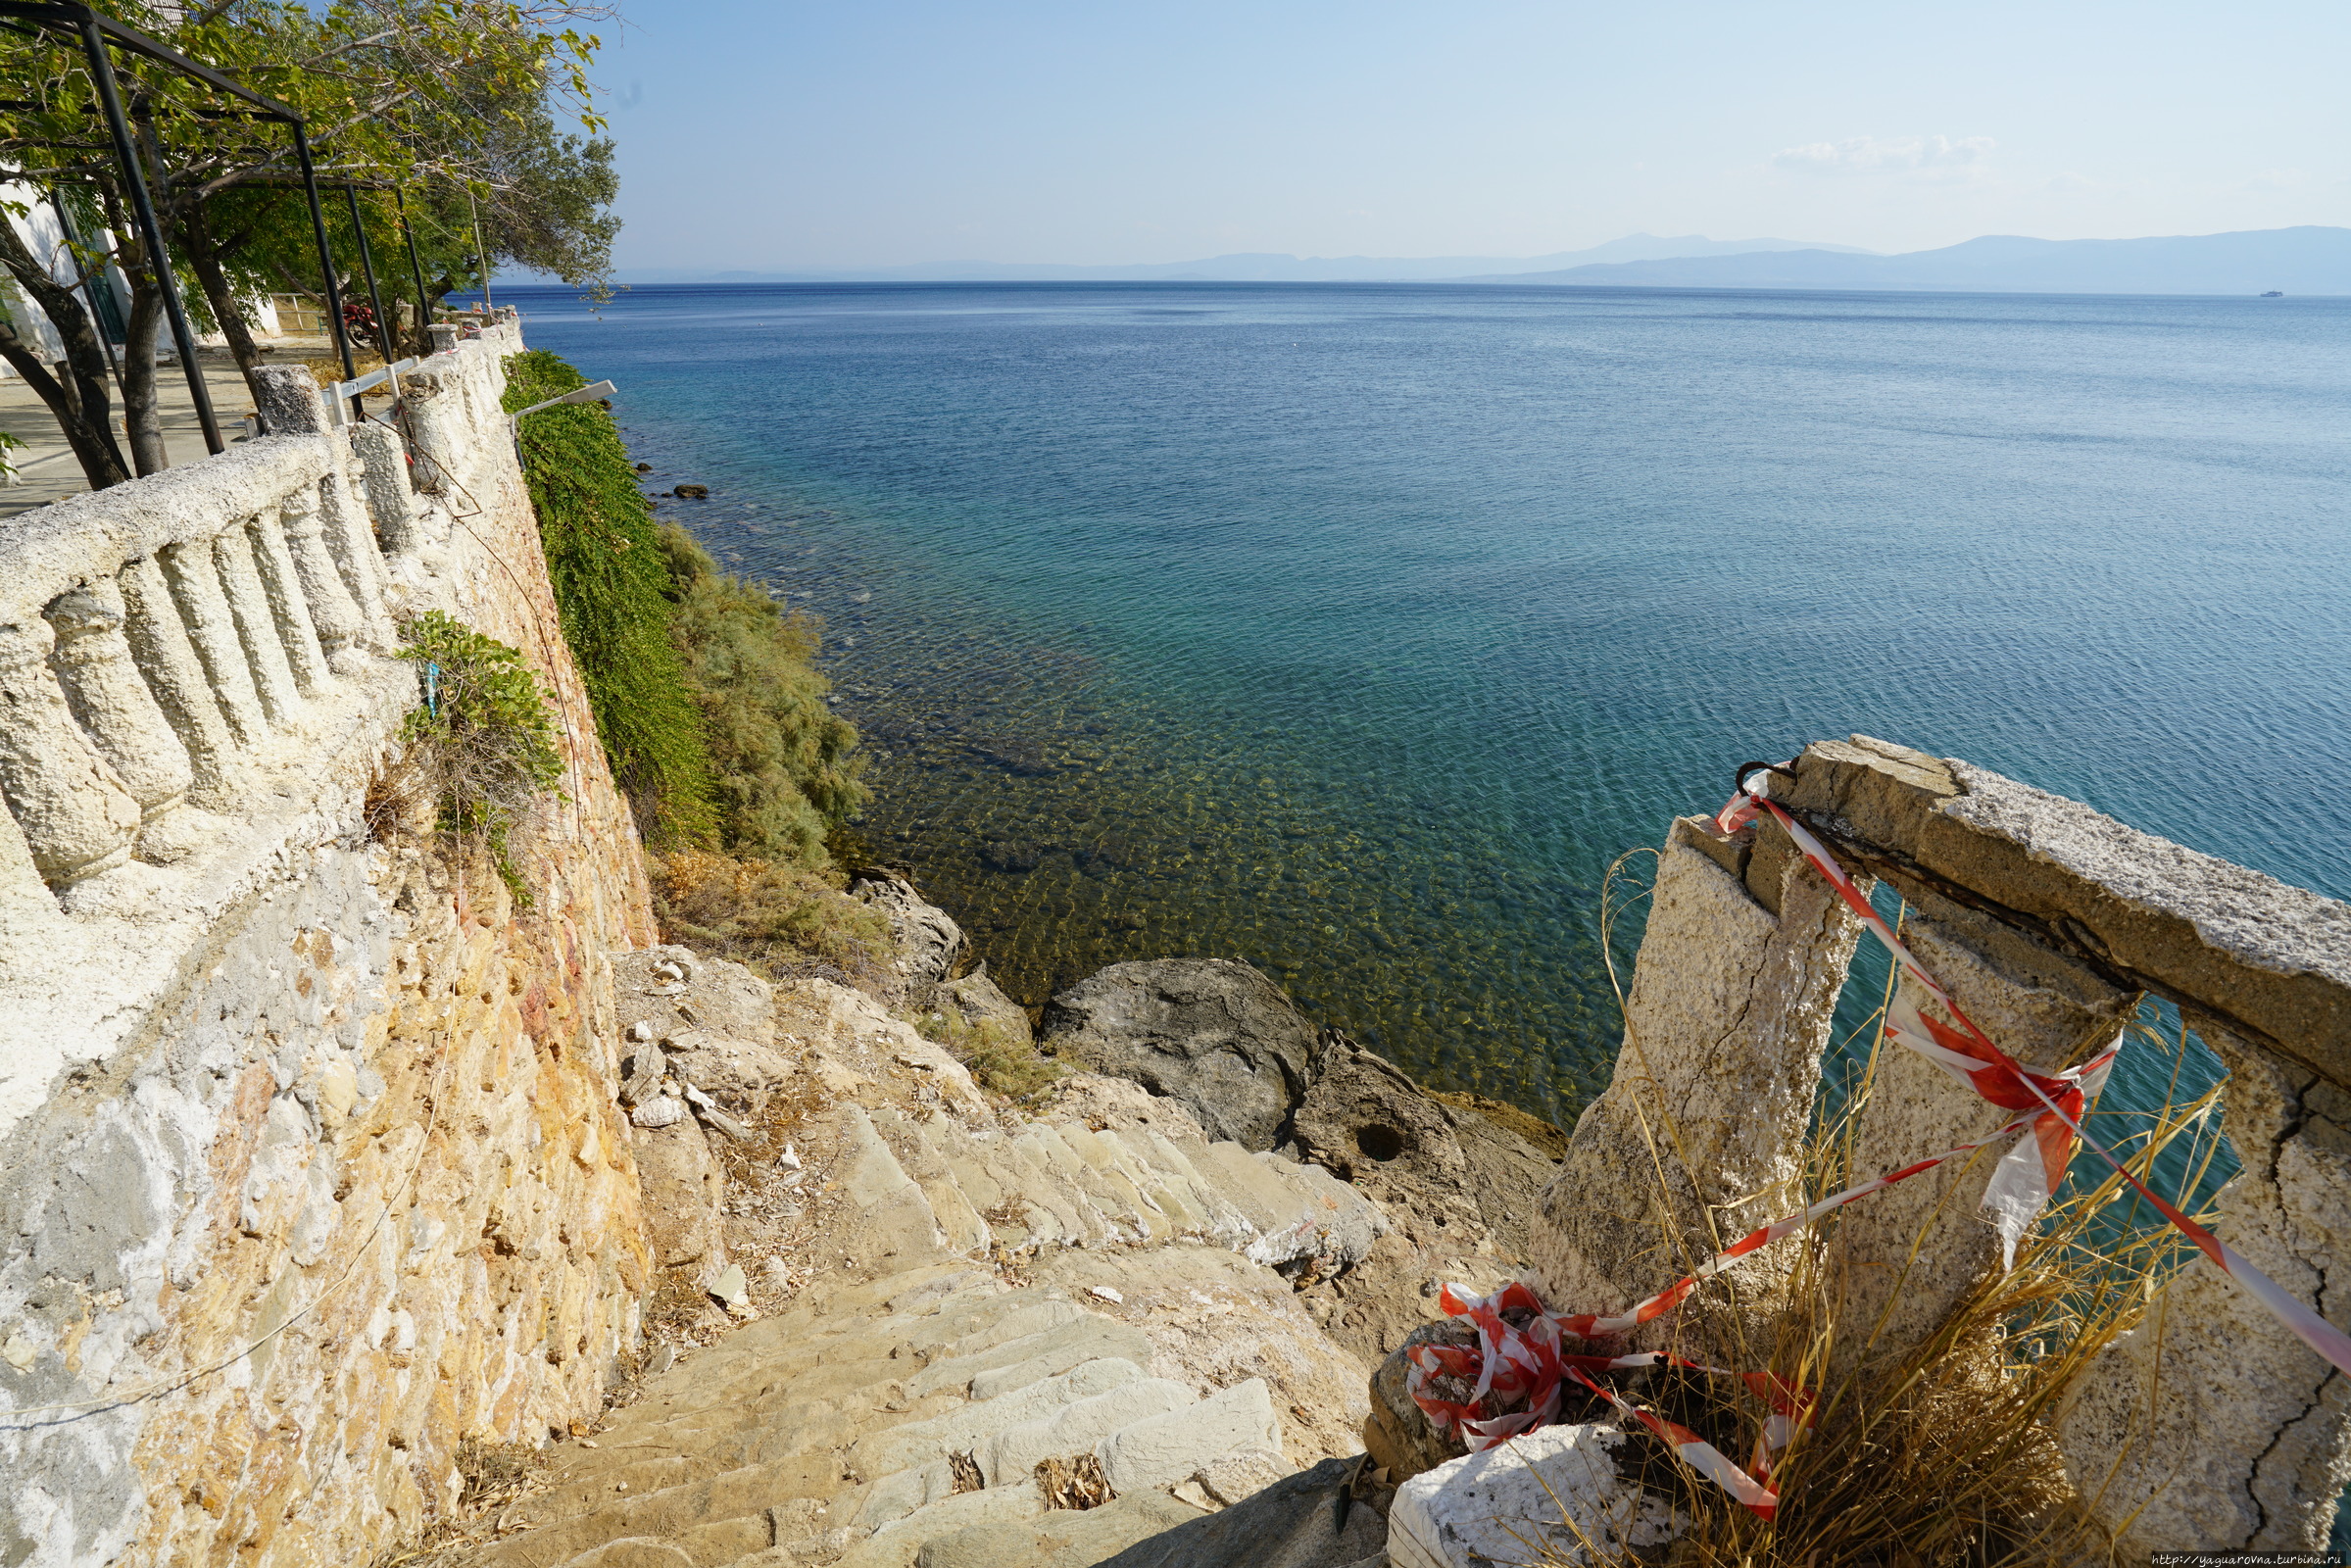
[982,1377,1199,1487]
[852,1356,1147,1483]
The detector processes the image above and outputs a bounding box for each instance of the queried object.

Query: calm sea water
[498,280,2351,1126]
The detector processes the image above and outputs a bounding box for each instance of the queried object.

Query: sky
[594,0,2351,270]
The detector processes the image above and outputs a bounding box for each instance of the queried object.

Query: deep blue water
[497,280,2351,1120]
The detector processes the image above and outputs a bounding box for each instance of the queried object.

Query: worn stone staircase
[442,964,1396,1568]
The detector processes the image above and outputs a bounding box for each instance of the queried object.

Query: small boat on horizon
[2262,290,2285,297]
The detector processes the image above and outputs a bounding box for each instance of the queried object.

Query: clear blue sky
[596,0,2350,270]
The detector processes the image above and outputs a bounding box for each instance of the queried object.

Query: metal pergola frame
[0,1,361,453]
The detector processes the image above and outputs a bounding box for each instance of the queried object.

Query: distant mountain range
[1469,226,2351,295]
[594,226,2351,296]
[609,233,1871,285]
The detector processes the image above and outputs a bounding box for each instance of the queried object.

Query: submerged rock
[1041,958,1316,1151]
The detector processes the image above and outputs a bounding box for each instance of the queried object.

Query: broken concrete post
[1527,811,1865,1351]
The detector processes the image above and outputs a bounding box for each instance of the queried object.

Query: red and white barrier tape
[1400,767,2351,1520]
[1723,768,2351,1377]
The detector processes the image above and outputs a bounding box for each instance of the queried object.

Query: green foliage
[660,523,870,867]
[394,611,564,904]
[504,349,716,845]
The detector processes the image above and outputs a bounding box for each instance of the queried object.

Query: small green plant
[0,428,24,483]
[393,611,564,905]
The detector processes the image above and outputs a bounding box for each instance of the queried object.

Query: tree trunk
[0,215,132,488]
[119,275,169,477]
[178,202,267,408]
[0,322,131,488]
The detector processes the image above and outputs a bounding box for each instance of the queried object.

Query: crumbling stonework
[0,317,660,1566]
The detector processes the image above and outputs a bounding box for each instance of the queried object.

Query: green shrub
[503,349,715,844]
[393,611,565,904]
[659,523,869,866]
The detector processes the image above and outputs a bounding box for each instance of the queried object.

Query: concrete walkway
[0,338,356,520]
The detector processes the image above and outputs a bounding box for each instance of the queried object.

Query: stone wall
[0,318,659,1565]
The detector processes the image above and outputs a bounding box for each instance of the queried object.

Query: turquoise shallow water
[500,280,2351,1125]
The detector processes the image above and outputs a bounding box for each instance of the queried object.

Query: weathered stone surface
[1097,1376,1278,1493]
[1387,1423,1676,1568]
[1364,1322,1473,1482]
[941,963,1034,1045]
[1832,886,2135,1373]
[1045,1072,1209,1141]
[914,1491,1203,1568]
[0,316,666,1568]
[634,1114,729,1273]
[1293,1031,1556,1261]
[1776,733,2351,1090]
[614,944,777,1048]
[1102,1454,1387,1568]
[1042,959,1316,1151]
[1527,814,1864,1354]
[663,1026,800,1116]
[854,872,967,1007]
[985,1376,1198,1485]
[2056,1021,2351,1551]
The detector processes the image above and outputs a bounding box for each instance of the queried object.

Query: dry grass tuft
[1036,1452,1115,1510]
[649,847,895,991]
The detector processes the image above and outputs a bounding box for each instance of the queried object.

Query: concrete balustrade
[1524,733,2351,1552]
[0,314,523,910]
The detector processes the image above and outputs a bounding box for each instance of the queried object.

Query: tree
[0,0,620,487]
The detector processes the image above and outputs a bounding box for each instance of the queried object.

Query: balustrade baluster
[213,522,303,720]
[348,420,424,558]
[0,618,143,887]
[318,466,393,639]
[274,486,368,676]
[158,537,268,747]
[120,557,241,807]
[45,581,195,839]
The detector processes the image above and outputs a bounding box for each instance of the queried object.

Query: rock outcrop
[428,975,1396,1568]
[1040,959,1316,1150]
[853,871,967,1006]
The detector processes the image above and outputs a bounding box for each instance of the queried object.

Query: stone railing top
[1774,734,2351,1084]
[0,434,334,623]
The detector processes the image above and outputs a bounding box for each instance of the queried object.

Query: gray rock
[916,1491,1202,1568]
[630,1096,687,1129]
[631,1117,726,1271]
[662,1026,798,1115]
[1096,1454,1390,1568]
[613,944,777,1047]
[853,872,966,1006]
[1364,1322,1472,1482]
[941,962,1034,1045]
[1291,1032,1492,1252]
[1042,959,1315,1151]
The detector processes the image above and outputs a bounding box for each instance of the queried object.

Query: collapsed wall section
[0,318,658,1566]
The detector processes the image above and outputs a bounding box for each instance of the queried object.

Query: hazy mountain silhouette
[611,234,1870,285]
[1466,227,2351,295]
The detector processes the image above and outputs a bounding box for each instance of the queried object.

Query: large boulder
[852,871,965,1006]
[1040,959,1316,1150]
[939,961,1033,1044]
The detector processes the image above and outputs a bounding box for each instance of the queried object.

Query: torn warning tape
[1566,1363,1782,1519]
[1720,766,2351,1378]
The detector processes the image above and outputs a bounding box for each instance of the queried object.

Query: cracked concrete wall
[0,316,660,1566]
[1527,813,1864,1355]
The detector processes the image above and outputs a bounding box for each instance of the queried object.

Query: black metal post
[395,185,433,355]
[77,15,221,456]
[289,122,356,382]
[342,182,392,369]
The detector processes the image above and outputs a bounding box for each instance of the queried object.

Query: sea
[494,279,2349,1140]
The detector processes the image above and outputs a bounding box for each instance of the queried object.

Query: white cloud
[1771,134,1996,183]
